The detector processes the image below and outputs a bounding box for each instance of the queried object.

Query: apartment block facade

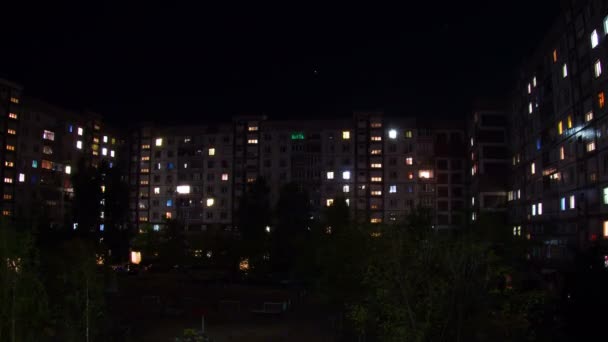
[508,0,608,265]
[127,113,466,232]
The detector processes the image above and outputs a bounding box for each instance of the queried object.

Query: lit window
[371,176,382,182]
[561,197,566,211]
[101,185,105,193]
[110,150,115,158]
[345,199,350,206]
[153,224,160,231]
[408,172,414,180]
[342,131,350,140]
[291,132,305,140]
[599,92,606,109]
[371,163,382,168]
[102,147,108,156]
[326,199,334,207]
[527,83,532,94]
[586,111,594,122]
[532,204,536,216]
[560,146,565,160]
[3,194,11,200]
[8,113,17,119]
[388,129,397,139]
[406,157,413,165]
[552,49,558,63]
[470,137,474,146]
[76,141,83,149]
[18,173,25,182]
[604,187,608,204]
[533,76,537,87]
[208,148,215,156]
[605,16,608,35]
[10,97,19,104]
[528,102,533,114]
[103,136,108,143]
[327,171,334,180]
[154,187,160,194]
[177,185,191,194]
[4,161,13,167]
[248,126,258,131]
[591,29,599,49]
[418,170,432,179]
[604,221,608,239]
[587,141,596,152]
[142,144,150,149]
[562,63,568,78]
[221,173,229,181]
[247,139,258,144]
[6,145,15,151]
[371,149,382,155]
[7,129,16,135]
[389,185,397,193]
[472,212,476,221]
[531,162,535,175]
[4,177,12,184]
[472,197,475,206]
[165,212,172,219]
[370,218,382,224]
[557,121,563,134]
[140,180,149,185]
[141,168,149,173]
[141,156,149,161]
[206,198,215,207]
[371,190,382,196]
[42,146,53,155]
[371,122,382,128]
[569,195,576,209]
[405,130,413,138]
[342,171,350,180]
[567,115,573,128]
[343,185,350,193]
[65,165,71,174]
[595,60,602,78]
[371,136,382,142]
[41,160,52,170]
[155,138,163,146]
[538,202,543,215]
[77,127,83,136]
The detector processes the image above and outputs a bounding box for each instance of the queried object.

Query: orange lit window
[8,113,17,119]
[408,172,414,180]
[370,122,382,128]
[371,176,382,182]
[139,217,148,222]
[599,92,606,109]
[552,49,557,63]
[3,210,11,216]
[142,144,150,149]
[6,145,15,151]
[7,129,16,135]
[165,212,172,219]
[371,136,382,142]
[3,194,12,200]
[10,97,19,104]
[4,161,13,167]
[560,146,565,160]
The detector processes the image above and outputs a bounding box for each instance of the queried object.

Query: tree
[272,183,311,273]
[236,177,272,272]
[71,158,102,236]
[99,161,130,263]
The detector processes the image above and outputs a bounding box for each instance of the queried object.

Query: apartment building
[508,0,608,266]
[0,78,22,218]
[128,113,467,231]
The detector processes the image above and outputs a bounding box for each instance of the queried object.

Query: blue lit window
[32,160,38,168]
[68,125,73,133]
[560,197,566,211]
[536,138,541,150]
[166,199,173,207]
[30,175,37,184]
[153,224,160,231]
[407,185,413,193]
[167,162,174,170]
[100,224,105,231]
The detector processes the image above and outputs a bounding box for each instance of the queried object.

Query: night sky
[1,1,559,125]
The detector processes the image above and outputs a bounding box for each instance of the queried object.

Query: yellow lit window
[370,218,382,224]
[247,139,258,144]
[141,156,150,161]
[4,161,13,167]
[140,180,149,185]
[326,199,334,207]
[371,136,382,142]
[206,198,215,207]
[208,148,216,156]
[155,138,163,146]
[3,210,11,216]
[560,146,565,160]
[9,97,19,104]
[585,111,594,122]
[557,121,563,135]
[342,131,350,140]
[141,168,149,173]
[93,137,99,143]
[419,170,432,179]
[7,129,16,135]
[371,176,382,182]
[531,162,536,174]
[6,145,15,151]
[552,49,557,63]
[3,194,12,200]
[8,113,17,119]
[370,149,382,155]
[405,130,413,138]
[139,217,148,222]
[4,177,12,184]
[142,144,150,149]
[604,221,608,238]
[599,92,606,109]
[248,126,258,131]
[247,177,256,183]
[567,115,573,129]
[371,190,382,196]
[587,141,596,152]
[371,163,382,168]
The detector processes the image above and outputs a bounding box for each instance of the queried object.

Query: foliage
[174,328,211,342]
[71,158,103,236]
[236,177,271,271]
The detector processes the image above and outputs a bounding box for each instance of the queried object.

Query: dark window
[438,187,449,197]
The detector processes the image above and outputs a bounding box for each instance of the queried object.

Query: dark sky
[1,1,559,125]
